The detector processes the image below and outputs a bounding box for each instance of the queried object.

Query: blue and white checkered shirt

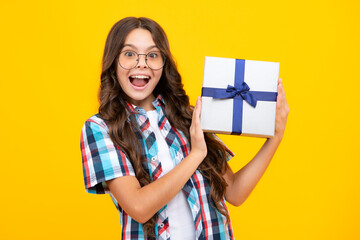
[80,95,235,240]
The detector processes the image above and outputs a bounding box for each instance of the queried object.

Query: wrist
[267,134,282,145]
[189,149,207,162]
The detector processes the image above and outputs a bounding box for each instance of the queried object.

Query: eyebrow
[122,44,159,51]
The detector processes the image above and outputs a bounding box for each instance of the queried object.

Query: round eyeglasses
[118,50,166,70]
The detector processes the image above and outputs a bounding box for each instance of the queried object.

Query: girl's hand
[274,78,289,141]
[189,97,207,160]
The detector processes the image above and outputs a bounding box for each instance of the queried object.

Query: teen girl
[80,17,289,240]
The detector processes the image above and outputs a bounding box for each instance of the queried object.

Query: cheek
[116,68,129,86]
[154,69,163,80]
[152,72,162,87]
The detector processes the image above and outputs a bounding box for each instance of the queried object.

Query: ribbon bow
[213,82,258,108]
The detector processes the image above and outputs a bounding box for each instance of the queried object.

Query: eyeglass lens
[119,50,165,70]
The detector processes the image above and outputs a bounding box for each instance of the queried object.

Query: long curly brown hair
[98,17,230,237]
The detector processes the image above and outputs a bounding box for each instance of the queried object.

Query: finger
[279,86,288,109]
[194,97,201,125]
[196,97,202,118]
[277,84,289,115]
[276,85,284,111]
[277,85,282,103]
[192,98,198,120]
[277,79,287,101]
[278,79,286,95]
[191,97,201,130]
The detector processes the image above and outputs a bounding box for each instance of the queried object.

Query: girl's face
[116,28,163,111]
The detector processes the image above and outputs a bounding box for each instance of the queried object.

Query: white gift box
[200,56,280,138]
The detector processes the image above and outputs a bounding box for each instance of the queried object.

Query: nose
[136,54,148,69]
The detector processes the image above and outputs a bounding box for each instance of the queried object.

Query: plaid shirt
[80,95,235,240]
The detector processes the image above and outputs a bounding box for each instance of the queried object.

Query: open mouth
[129,75,151,88]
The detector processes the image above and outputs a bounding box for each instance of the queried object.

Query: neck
[127,94,156,111]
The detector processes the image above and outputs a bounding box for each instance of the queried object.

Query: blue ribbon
[201,59,277,134]
[211,82,257,107]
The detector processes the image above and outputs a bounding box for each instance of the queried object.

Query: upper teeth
[131,75,149,79]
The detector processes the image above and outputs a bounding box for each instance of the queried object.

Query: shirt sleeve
[210,133,235,162]
[80,119,136,194]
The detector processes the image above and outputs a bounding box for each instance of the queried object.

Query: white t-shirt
[146,110,196,240]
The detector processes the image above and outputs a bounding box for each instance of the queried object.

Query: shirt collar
[125,94,166,115]
[152,94,166,108]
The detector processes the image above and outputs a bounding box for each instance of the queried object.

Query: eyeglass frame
[118,50,166,70]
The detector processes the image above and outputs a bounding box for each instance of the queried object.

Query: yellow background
[1,0,359,239]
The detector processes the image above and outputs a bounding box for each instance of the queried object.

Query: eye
[123,51,136,57]
[148,52,160,59]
